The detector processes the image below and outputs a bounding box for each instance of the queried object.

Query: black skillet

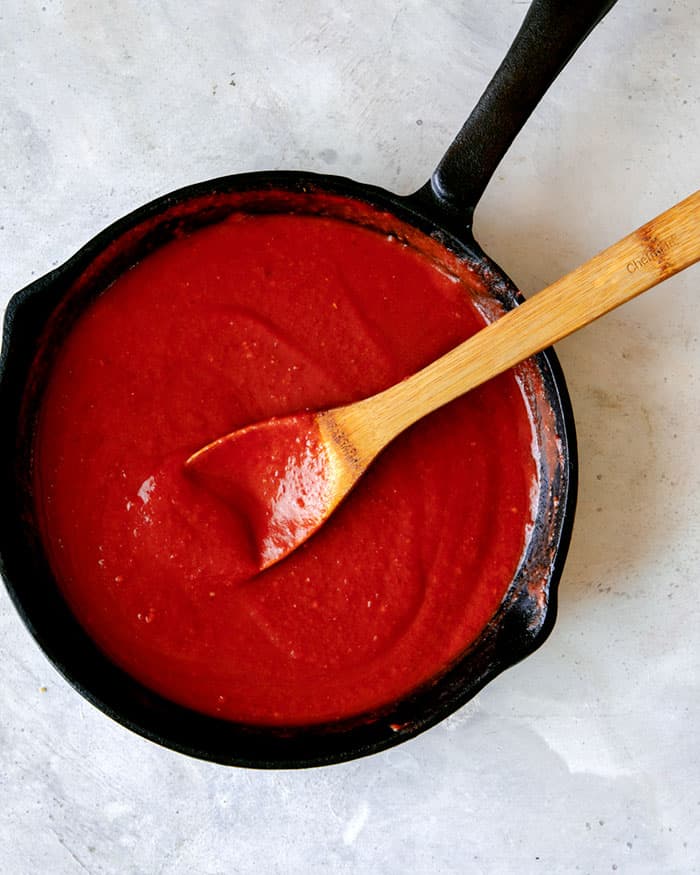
[0,0,617,767]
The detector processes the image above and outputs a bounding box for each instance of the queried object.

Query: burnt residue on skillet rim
[0,0,619,767]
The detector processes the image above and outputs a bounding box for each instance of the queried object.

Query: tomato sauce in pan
[33,213,538,725]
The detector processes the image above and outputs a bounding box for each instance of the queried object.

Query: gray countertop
[1,2,699,873]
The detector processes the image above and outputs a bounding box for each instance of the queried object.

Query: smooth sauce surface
[34,214,537,725]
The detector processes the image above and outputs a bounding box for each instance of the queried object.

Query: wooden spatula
[186,190,700,570]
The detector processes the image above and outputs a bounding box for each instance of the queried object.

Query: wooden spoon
[186,190,700,570]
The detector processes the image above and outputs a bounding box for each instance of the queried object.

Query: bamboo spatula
[186,190,700,570]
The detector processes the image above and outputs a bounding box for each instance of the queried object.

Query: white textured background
[1,1,699,873]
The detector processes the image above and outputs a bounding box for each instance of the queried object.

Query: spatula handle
[368,190,700,446]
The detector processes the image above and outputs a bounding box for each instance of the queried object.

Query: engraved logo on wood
[626,235,675,273]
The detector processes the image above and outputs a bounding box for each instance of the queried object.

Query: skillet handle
[413,0,617,228]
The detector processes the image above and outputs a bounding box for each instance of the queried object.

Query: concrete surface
[1,1,699,873]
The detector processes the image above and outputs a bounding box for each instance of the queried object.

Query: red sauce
[33,213,537,725]
[187,413,335,569]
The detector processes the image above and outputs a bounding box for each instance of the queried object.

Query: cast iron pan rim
[0,169,578,768]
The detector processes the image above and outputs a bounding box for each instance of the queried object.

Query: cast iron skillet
[0,0,616,767]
